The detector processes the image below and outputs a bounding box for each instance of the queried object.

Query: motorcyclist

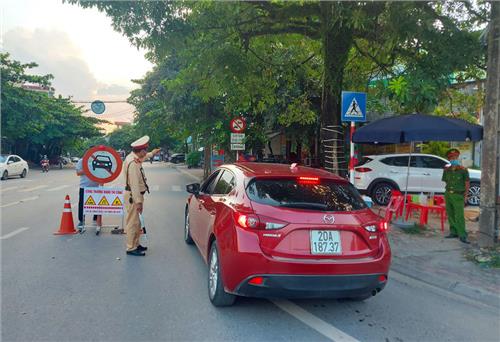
[41,155,49,172]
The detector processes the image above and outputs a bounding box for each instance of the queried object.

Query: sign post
[229,117,247,160]
[341,91,367,183]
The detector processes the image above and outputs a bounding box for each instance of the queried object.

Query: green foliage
[1,53,103,161]
[186,151,201,168]
[420,142,450,158]
[68,1,486,168]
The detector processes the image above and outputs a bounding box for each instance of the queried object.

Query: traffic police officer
[123,136,160,256]
[442,148,470,244]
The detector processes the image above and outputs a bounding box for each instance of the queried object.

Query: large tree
[69,1,481,171]
[1,53,103,161]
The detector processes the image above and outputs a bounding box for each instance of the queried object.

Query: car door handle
[390,170,399,174]
[422,172,431,176]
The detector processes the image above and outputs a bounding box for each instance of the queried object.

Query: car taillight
[364,221,389,233]
[355,167,372,173]
[297,176,320,185]
[234,212,288,230]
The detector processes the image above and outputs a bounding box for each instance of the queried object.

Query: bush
[186,151,201,168]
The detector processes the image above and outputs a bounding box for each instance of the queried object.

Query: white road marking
[271,300,359,342]
[20,185,48,192]
[0,227,30,240]
[0,196,39,208]
[47,185,70,192]
[0,186,19,192]
[151,185,160,192]
[171,185,182,192]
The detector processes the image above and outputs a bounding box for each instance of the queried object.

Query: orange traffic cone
[54,195,77,235]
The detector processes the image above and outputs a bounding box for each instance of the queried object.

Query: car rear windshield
[247,178,367,212]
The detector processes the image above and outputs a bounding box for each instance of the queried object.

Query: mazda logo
[323,214,335,224]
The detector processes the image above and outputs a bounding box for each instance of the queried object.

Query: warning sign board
[82,145,123,184]
[341,91,366,122]
[83,187,124,215]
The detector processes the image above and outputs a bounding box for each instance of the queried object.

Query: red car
[185,163,391,306]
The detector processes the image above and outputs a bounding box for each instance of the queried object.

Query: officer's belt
[125,186,145,195]
[446,190,465,195]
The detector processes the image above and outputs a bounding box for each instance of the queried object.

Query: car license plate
[310,230,342,255]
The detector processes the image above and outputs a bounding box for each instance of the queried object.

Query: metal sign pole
[350,121,355,183]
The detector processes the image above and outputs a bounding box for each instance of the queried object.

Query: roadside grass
[398,224,426,235]
[465,246,500,269]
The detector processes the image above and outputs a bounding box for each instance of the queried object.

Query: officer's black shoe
[137,245,148,251]
[445,234,458,239]
[459,237,471,244]
[126,249,146,256]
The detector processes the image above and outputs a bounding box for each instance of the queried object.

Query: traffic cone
[54,195,77,235]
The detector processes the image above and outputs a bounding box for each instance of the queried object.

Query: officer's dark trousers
[78,188,98,223]
[445,192,467,238]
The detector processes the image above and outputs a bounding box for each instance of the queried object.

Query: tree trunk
[320,2,353,175]
[479,2,500,247]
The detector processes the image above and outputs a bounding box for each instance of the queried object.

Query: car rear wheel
[2,171,8,180]
[371,182,394,206]
[467,182,480,206]
[20,169,27,178]
[208,242,236,307]
[184,210,194,244]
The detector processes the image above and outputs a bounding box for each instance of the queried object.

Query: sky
[1,0,153,124]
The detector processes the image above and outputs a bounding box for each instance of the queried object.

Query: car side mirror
[7,160,13,165]
[186,183,200,195]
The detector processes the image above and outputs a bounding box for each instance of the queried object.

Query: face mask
[450,159,460,166]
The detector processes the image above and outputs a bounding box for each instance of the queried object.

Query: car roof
[223,162,346,181]
[366,153,447,159]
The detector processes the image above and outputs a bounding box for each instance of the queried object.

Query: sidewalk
[174,165,500,307]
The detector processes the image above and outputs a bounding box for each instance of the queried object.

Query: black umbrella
[353,113,483,143]
[352,113,483,228]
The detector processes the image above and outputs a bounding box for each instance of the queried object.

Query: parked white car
[0,154,29,180]
[354,153,481,206]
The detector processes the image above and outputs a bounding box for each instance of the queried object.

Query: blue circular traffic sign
[91,100,106,115]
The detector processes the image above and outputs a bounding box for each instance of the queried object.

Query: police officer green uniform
[442,148,470,244]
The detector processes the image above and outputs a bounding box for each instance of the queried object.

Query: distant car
[170,153,185,164]
[153,155,161,162]
[185,163,390,306]
[0,154,29,180]
[92,155,113,172]
[71,157,80,163]
[354,153,481,206]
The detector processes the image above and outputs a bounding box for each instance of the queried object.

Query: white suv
[354,153,481,206]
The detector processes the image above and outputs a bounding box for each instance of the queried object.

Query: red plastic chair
[379,193,404,223]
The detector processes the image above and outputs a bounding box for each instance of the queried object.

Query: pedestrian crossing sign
[98,196,110,206]
[341,91,367,122]
[85,195,96,205]
[112,197,123,206]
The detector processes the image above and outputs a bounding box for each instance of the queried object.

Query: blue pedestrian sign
[341,91,366,122]
[91,100,106,115]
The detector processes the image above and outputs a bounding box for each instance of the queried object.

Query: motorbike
[41,159,49,173]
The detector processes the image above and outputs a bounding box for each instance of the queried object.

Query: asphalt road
[1,164,499,342]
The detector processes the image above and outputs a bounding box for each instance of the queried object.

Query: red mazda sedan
[185,163,391,306]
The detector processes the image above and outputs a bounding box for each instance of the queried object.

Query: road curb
[391,259,500,309]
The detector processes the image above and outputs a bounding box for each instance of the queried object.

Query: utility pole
[479,2,500,248]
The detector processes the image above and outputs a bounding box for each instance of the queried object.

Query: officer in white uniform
[123,136,160,256]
